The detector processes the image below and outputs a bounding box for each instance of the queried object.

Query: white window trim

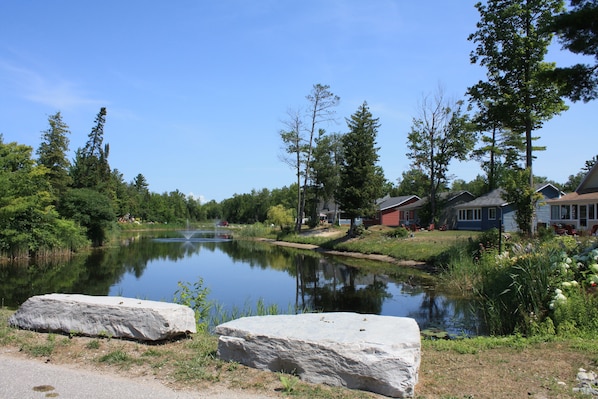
[459,208,482,221]
[488,207,496,220]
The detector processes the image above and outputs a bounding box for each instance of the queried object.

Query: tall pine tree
[37,112,72,199]
[335,102,384,236]
[71,107,111,191]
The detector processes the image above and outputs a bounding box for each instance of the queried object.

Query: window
[560,205,571,220]
[459,208,481,221]
[551,205,560,220]
[591,204,596,220]
[488,207,496,220]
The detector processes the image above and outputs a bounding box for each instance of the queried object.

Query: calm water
[0,230,484,336]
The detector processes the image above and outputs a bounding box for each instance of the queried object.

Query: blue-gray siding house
[454,184,562,232]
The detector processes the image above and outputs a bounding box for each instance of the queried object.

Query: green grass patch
[98,349,133,365]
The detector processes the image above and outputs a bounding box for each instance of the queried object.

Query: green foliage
[501,168,543,235]
[385,226,409,238]
[468,0,567,174]
[279,373,300,393]
[235,222,273,238]
[99,349,133,364]
[335,102,384,234]
[549,0,598,102]
[36,112,72,197]
[440,232,598,337]
[0,137,88,258]
[407,92,476,224]
[267,205,295,231]
[173,279,212,332]
[58,188,116,247]
[70,107,112,192]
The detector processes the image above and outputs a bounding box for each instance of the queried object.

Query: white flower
[562,281,572,288]
[555,288,562,295]
[556,293,567,302]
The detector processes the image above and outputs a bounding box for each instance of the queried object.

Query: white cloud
[0,59,105,110]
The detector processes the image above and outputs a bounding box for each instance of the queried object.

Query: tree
[549,0,598,102]
[132,173,149,193]
[0,136,87,256]
[280,84,339,232]
[308,132,343,226]
[468,0,568,188]
[267,205,295,231]
[562,154,598,191]
[279,108,304,229]
[501,169,543,235]
[58,188,116,247]
[70,107,111,191]
[451,175,488,197]
[36,111,72,198]
[406,89,476,224]
[335,102,384,236]
[395,168,432,198]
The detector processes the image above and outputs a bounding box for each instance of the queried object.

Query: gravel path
[0,352,275,399]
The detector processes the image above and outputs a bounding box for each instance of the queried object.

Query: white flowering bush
[548,243,598,336]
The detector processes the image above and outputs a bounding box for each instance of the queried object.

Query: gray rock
[8,294,196,341]
[214,312,420,398]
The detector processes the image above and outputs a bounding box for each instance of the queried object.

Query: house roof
[455,184,562,209]
[378,195,419,211]
[454,188,509,209]
[547,191,598,204]
[399,191,473,211]
[576,161,598,194]
[547,162,598,203]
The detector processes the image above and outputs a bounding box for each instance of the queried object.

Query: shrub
[385,227,409,238]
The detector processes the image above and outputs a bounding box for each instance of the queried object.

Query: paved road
[0,353,273,399]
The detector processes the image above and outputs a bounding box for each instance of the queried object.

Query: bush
[385,227,409,238]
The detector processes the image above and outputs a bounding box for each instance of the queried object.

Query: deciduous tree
[279,84,339,232]
[406,89,475,224]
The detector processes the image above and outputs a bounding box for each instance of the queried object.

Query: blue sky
[1,1,596,203]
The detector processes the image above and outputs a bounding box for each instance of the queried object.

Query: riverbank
[258,237,431,270]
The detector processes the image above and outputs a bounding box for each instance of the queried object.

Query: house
[454,184,562,232]
[547,162,598,235]
[365,195,420,227]
[397,191,475,230]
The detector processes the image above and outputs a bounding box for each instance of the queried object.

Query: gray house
[454,184,562,232]
[398,191,475,229]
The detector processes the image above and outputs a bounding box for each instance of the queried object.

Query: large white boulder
[8,294,197,341]
[214,312,420,398]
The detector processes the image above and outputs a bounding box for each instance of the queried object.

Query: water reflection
[0,231,485,335]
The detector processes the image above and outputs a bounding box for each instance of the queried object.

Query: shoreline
[257,238,432,270]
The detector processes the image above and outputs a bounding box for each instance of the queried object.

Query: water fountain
[180,219,195,240]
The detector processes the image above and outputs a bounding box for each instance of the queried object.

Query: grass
[277,225,481,262]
